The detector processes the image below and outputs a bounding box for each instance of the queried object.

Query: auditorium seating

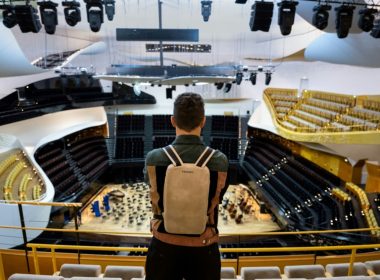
[241,136,368,235]
[211,115,239,136]
[365,260,380,275]
[58,263,101,278]
[8,261,380,280]
[284,265,326,279]
[265,88,380,133]
[117,115,145,135]
[210,137,239,160]
[325,263,369,277]
[103,265,145,280]
[152,114,175,132]
[35,128,109,201]
[152,136,175,148]
[1,150,45,201]
[221,267,237,279]
[115,137,145,159]
[241,266,282,280]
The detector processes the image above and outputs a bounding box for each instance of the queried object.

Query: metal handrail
[1,224,380,236]
[27,242,380,276]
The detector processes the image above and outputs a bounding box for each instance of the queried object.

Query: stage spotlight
[265,72,272,85]
[224,83,232,93]
[14,4,42,33]
[277,1,298,36]
[166,88,173,99]
[104,0,115,21]
[370,18,380,38]
[236,72,243,85]
[85,0,104,32]
[38,1,58,35]
[358,8,377,32]
[201,0,212,22]
[249,72,257,85]
[62,1,81,27]
[216,82,224,90]
[249,1,274,32]
[312,4,331,30]
[335,5,355,38]
[1,5,17,28]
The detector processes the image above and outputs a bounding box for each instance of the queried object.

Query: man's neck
[175,127,201,136]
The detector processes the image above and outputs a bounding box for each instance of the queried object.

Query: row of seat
[210,137,239,160]
[363,100,380,112]
[1,151,45,201]
[152,136,176,149]
[115,137,145,159]
[242,138,362,232]
[211,115,240,135]
[268,93,299,102]
[311,92,355,106]
[9,261,380,280]
[35,133,109,201]
[238,261,378,280]
[117,115,145,134]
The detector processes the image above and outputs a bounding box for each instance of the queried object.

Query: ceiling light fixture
[312,4,331,30]
[85,0,104,32]
[335,5,355,38]
[249,1,274,32]
[216,82,224,90]
[38,1,58,35]
[62,0,81,27]
[249,72,257,85]
[201,0,212,22]
[277,1,298,36]
[236,72,243,85]
[14,4,42,33]
[370,17,380,38]
[265,72,272,85]
[358,8,377,32]
[224,83,232,93]
[1,5,17,28]
[104,0,115,21]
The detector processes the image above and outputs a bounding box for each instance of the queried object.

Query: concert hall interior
[0,0,380,279]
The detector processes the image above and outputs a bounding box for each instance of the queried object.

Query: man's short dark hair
[173,93,205,132]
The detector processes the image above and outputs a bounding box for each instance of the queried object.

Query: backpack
[162,145,215,235]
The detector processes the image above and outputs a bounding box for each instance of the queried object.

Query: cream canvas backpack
[162,145,215,235]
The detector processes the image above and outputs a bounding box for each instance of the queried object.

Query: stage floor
[67,183,280,236]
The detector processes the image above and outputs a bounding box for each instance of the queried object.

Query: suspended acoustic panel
[116,28,199,42]
[305,33,380,67]
[0,24,46,77]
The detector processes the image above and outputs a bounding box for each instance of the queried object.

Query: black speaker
[249,1,274,32]
[166,88,173,99]
[14,5,42,33]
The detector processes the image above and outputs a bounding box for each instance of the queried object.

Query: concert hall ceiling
[1,0,380,79]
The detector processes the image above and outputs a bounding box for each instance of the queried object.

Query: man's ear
[170,116,177,128]
[201,116,206,128]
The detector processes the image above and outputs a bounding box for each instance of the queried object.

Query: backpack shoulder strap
[195,147,216,168]
[162,145,183,166]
